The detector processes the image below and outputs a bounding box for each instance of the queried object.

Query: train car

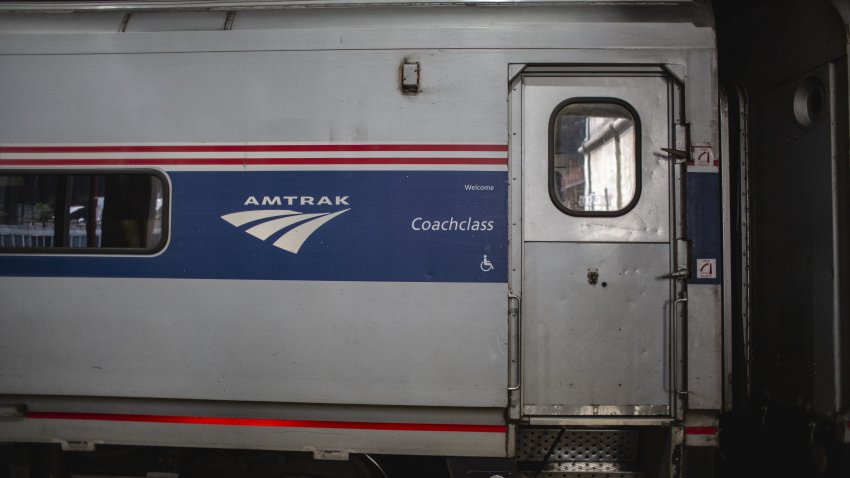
[717,0,850,475]
[0,1,724,477]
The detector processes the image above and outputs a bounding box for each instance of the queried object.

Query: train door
[516,68,682,418]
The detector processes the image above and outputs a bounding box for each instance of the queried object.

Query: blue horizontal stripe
[0,171,508,283]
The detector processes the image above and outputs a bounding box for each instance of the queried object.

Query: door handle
[508,294,521,391]
[662,267,690,280]
[673,297,689,397]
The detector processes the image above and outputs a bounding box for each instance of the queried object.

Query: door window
[550,100,640,215]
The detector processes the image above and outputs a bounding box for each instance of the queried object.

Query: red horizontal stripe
[247,157,507,165]
[684,426,718,435]
[0,159,243,166]
[0,144,507,154]
[0,157,507,167]
[0,158,246,166]
[25,411,506,434]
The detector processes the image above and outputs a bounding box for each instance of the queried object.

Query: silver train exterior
[0,1,725,477]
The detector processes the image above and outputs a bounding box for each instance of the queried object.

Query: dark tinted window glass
[0,172,165,252]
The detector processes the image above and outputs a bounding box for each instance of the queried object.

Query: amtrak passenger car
[0,2,724,477]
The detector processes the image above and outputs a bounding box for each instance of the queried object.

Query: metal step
[516,428,646,478]
[517,428,640,462]
[518,462,646,478]
[519,473,645,478]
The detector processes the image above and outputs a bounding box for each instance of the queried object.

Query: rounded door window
[550,100,640,216]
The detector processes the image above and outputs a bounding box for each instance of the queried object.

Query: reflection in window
[0,172,165,252]
[553,102,638,214]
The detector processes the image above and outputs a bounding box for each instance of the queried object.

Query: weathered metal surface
[521,74,672,243]
[0,0,703,12]
[0,277,508,407]
[516,429,639,462]
[522,243,672,412]
[0,1,720,461]
[519,72,675,416]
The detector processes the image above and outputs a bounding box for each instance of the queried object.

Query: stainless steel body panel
[0,277,507,407]
[0,50,509,144]
[686,284,723,409]
[0,7,715,56]
[2,419,503,457]
[521,76,671,244]
[519,73,676,417]
[0,395,506,457]
[0,51,709,147]
[0,2,721,460]
[681,47,724,415]
[0,0,703,11]
[522,243,671,411]
[125,12,229,32]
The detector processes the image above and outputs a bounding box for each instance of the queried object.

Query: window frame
[0,168,170,255]
[548,97,643,218]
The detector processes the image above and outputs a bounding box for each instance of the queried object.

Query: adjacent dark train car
[717,0,850,475]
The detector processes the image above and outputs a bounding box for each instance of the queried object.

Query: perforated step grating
[517,428,639,462]
[517,462,646,478]
[518,473,645,478]
[516,428,645,478]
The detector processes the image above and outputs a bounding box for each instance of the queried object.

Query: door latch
[663,266,690,280]
[661,147,689,164]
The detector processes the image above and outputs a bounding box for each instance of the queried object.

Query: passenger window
[551,100,640,215]
[0,172,166,252]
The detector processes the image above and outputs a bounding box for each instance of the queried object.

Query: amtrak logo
[221,208,350,254]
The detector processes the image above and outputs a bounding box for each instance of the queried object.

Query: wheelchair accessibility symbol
[480,255,494,272]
